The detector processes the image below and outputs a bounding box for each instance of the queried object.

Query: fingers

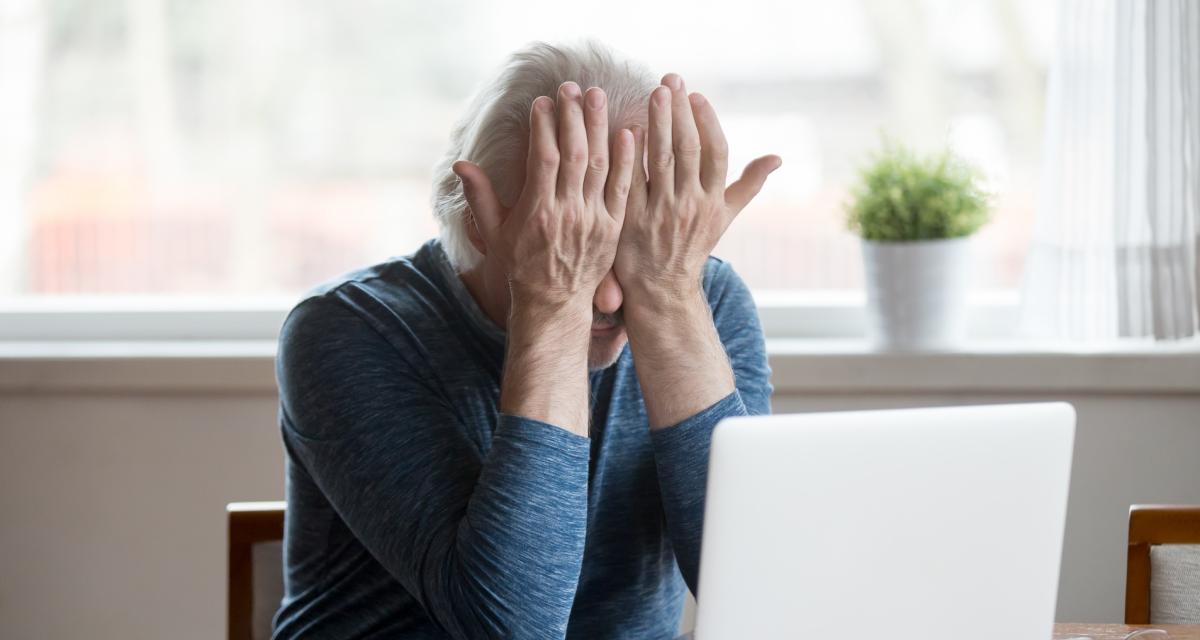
[524,96,559,199]
[627,125,648,218]
[582,87,609,204]
[647,85,674,197]
[662,74,701,191]
[452,160,504,244]
[556,82,588,197]
[604,128,635,223]
[724,154,783,216]
[689,92,729,193]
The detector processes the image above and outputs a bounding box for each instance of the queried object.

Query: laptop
[693,402,1076,640]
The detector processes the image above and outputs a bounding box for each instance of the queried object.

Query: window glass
[0,0,1054,297]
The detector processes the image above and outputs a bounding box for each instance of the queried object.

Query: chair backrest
[228,501,286,640]
[1126,504,1200,624]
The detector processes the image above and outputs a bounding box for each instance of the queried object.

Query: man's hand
[452,83,636,436]
[615,74,780,303]
[454,83,636,314]
[618,74,780,429]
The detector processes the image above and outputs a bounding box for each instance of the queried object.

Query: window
[1,0,1054,303]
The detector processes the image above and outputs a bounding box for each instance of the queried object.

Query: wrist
[508,295,592,334]
[623,282,708,323]
[507,295,593,364]
[509,281,594,317]
[622,283,734,429]
[501,292,592,438]
[620,269,704,308]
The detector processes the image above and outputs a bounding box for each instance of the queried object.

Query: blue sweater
[273,239,772,639]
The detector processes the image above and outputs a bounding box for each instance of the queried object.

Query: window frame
[0,291,1021,343]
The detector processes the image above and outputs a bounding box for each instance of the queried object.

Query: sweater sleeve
[648,260,773,594]
[276,294,589,640]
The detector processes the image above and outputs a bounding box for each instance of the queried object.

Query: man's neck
[458,265,509,331]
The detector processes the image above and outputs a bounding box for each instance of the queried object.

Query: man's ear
[453,160,502,257]
[465,208,487,256]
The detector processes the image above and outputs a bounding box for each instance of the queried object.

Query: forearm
[629,288,748,593]
[624,286,736,429]
[500,297,593,437]
[278,297,591,639]
[626,279,765,594]
[453,414,590,638]
[648,390,748,594]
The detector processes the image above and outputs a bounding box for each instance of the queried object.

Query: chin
[587,329,628,371]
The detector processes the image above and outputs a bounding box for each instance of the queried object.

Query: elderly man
[273,41,780,639]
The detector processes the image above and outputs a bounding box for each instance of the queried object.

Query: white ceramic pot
[861,236,973,351]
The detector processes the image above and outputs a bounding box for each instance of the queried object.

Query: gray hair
[431,41,657,271]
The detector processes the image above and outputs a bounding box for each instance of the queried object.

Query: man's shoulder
[302,239,443,304]
[278,240,455,355]
[700,255,751,313]
[294,238,447,314]
[701,255,732,290]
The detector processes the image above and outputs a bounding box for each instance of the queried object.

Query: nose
[593,270,623,315]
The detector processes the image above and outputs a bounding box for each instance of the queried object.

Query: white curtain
[0,0,42,295]
[1022,0,1199,341]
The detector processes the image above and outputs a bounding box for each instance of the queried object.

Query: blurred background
[5,3,1199,639]
[1,0,1052,298]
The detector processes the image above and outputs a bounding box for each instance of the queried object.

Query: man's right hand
[451,82,635,436]
[452,82,636,316]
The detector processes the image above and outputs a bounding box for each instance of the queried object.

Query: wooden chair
[228,501,286,640]
[1126,504,1200,624]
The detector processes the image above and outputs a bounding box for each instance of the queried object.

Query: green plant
[846,143,990,242]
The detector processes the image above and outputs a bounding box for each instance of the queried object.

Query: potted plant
[845,143,990,351]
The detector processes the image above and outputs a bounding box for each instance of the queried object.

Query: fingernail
[561,82,580,98]
[534,96,552,112]
[586,88,605,110]
[654,86,670,105]
[690,92,706,106]
[666,74,682,90]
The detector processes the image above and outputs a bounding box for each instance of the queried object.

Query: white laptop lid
[694,403,1075,640]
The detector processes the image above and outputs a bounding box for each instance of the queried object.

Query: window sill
[1,339,1197,395]
[765,338,1200,394]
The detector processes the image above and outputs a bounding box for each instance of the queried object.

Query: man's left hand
[614,73,780,305]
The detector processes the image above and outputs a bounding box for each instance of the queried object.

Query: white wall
[0,394,282,639]
[1,349,1198,639]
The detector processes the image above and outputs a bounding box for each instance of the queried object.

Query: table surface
[1055,624,1200,639]
[677,624,1200,639]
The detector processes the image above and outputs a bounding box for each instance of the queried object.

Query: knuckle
[677,137,703,156]
[537,150,559,170]
[559,206,579,227]
[651,151,675,170]
[587,154,608,174]
[533,211,555,235]
[565,148,588,165]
